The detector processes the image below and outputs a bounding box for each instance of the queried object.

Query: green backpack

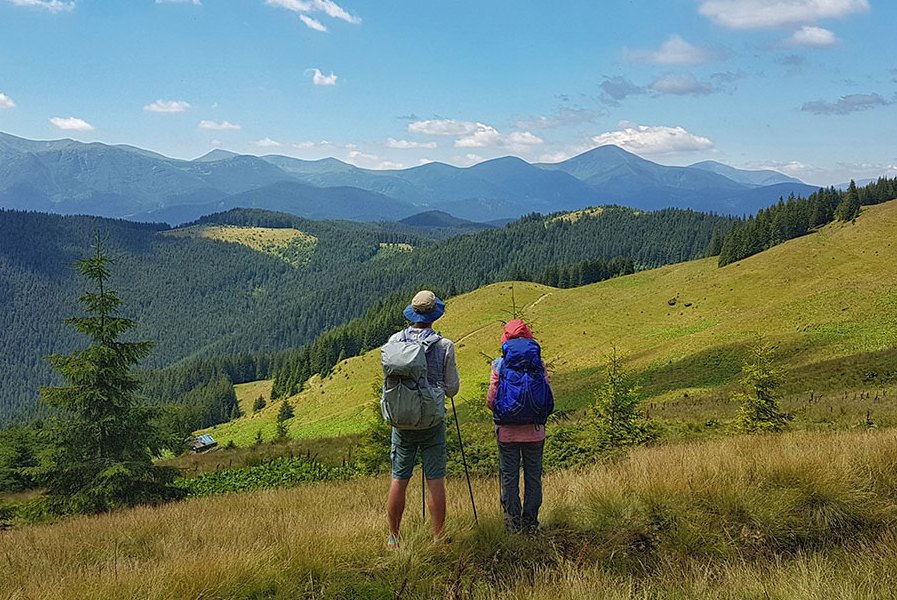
[380,330,446,430]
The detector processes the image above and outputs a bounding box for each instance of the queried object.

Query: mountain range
[0,131,819,224]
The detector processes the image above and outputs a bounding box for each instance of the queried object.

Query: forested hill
[0,205,734,424]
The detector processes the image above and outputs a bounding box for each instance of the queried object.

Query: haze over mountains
[0,131,818,225]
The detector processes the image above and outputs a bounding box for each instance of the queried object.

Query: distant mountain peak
[195,149,241,162]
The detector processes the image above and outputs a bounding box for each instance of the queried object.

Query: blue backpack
[493,337,554,425]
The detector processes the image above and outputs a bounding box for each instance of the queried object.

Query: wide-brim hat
[403,290,445,323]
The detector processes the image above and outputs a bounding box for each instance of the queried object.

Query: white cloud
[0,93,15,109]
[378,161,405,169]
[788,25,838,47]
[49,116,94,131]
[458,153,484,166]
[455,124,543,150]
[8,0,74,13]
[308,68,338,86]
[506,131,544,146]
[210,139,222,146]
[408,119,479,136]
[699,0,869,30]
[253,137,282,147]
[144,99,191,113]
[386,138,437,149]
[265,0,360,25]
[625,35,716,66]
[590,122,714,155]
[293,140,333,149]
[199,119,241,130]
[454,123,504,148]
[650,73,714,96]
[538,151,573,163]
[409,119,542,151]
[300,14,327,31]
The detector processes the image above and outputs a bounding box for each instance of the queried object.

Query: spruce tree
[733,339,791,433]
[590,349,653,448]
[37,235,179,514]
[835,180,861,222]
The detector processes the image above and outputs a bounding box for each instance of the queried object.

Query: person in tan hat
[383,290,460,548]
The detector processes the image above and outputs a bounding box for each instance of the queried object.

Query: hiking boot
[503,513,522,533]
[387,535,399,550]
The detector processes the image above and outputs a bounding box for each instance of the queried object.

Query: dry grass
[4,429,897,599]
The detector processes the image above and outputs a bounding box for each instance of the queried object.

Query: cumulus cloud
[378,161,405,169]
[300,14,327,31]
[0,93,15,109]
[408,119,479,136]
[308,68,338,86]
[253,137,282,147]
[458,153,484,166]
[454,124,504,148]
[8,0,74,12]
[650,73,715,96]
[386,138,437,149]
[144,99,191,113]
[801,93,892,115]
[788,25,838,47]
[625,35,717,66]
[49,116,94,131]
[265,0,360,26]
[199,119,241,130]
[408,119,542,150]
[514,107,597,130]
[699,0,869,30]
[293,140,333,149]
[590,122,714,155]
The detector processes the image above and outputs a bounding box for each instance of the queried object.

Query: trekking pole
[450,396,478,525]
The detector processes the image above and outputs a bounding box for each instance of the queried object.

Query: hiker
[382,290,460,549]
[488,319,553,533]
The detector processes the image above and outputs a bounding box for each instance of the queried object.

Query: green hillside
[203,199,897,446]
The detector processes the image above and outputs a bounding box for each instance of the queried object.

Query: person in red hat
[487,319,553,533]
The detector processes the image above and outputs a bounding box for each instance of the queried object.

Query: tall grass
[2,429,897,599]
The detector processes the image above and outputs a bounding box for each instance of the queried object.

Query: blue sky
[0,0,894,185]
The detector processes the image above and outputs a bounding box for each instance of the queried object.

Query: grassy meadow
[3,429,897,599]
[163,224,318,267]
[200,200,897,449]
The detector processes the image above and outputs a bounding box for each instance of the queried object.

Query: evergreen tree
[733,339,791,433]
[277,400,294,421]
[835,180,861,222]
[253,395,266,412]
[35,235,180,514]
[590,349,653,448]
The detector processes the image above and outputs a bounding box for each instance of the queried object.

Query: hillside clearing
[201,200,897,447]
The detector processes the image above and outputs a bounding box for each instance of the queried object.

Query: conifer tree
[36,235,179,514]
[733,339,791,433]
[590,349,653,448]
[835,180,861,222]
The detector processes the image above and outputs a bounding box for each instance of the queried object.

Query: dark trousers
[497,440,544,530]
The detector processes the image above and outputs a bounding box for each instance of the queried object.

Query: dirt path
[455,292,553,343]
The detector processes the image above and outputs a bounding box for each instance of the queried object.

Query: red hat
[501,319,533,344]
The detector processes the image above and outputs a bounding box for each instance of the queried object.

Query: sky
[0,0,894,186]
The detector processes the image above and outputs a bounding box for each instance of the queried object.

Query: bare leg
[388,478,410,538]
[426,478,446,538]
